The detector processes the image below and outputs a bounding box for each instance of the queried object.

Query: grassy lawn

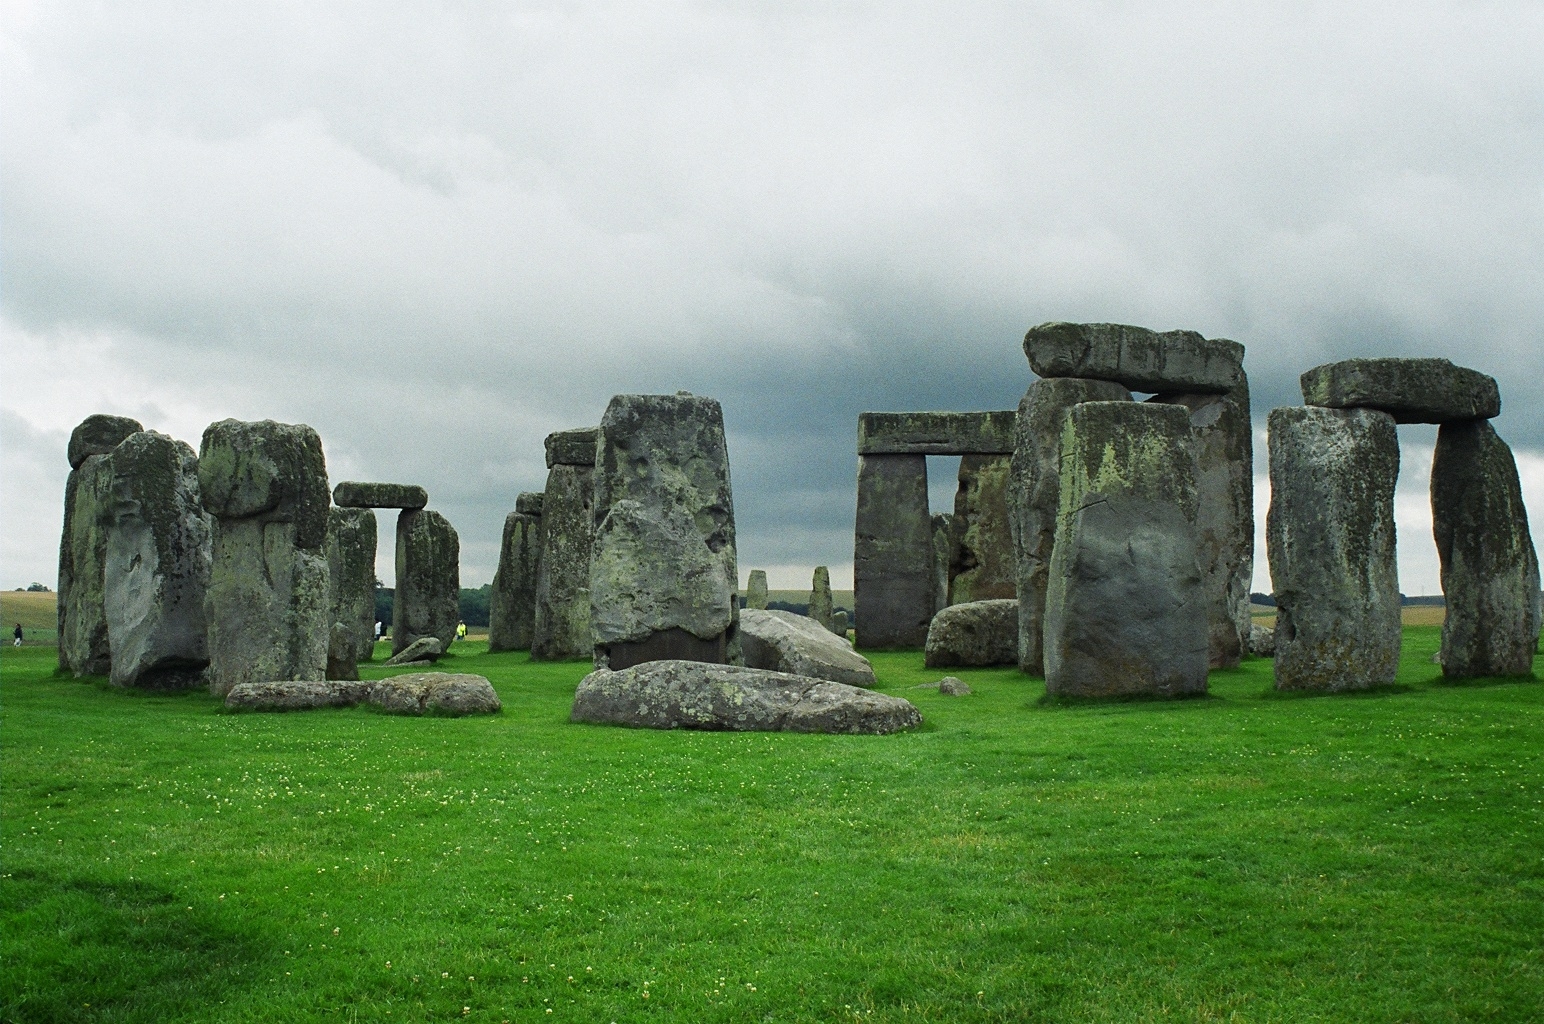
[2,629,1541,1023]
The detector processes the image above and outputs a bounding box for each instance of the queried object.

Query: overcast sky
[4,2,1542,596]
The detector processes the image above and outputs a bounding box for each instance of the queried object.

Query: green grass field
[3,630,1541,1023]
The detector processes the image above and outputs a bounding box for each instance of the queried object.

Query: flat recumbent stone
[332,481,428,510]
[1299,357,1500,423]
[1023,322,1243,394]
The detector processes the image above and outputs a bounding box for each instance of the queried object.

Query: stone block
[326,507,377,662]
[745,570,769,610]
[58,454,115,676]
[545,427,599,468]
[857,411,1016,455]
[809,565,836,633]
[68,414,142,470]
[1024,322,1243,394]
[924,599,1018,668]
[948,454,1016,604]
[393,510,460,656]
[1300,357,1500,423]
[854,453,933,648]
[489,498,542,653]
[332,481,428,509]
[531,463,594,660]
[739,608,876,687]
[199,419,330,550]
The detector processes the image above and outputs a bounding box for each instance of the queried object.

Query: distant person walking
[455,621,468,643]
[13,623,22,646]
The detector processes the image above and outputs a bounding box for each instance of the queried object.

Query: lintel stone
[1299,357,1500,423]
[332,481,428,509]
[857,411,1016,455]
[545,427,599,468]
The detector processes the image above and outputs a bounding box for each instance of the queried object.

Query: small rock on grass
[914,676,972,696]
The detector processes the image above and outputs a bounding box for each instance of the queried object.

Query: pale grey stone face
[326,507,377,662]
[745,570,769,610]
[393,509,460,656]
[924,599,1018,669]
[489,508,541,653]
[331,481,428,510]
[739,608,875,687]
[1300,357,1500,424]
[532,462,594,661]
[930,512,953,616]
[1023,321,1244,394]
[808,565,835,633]
[854,453,932,649]
[385,635,442,666]
[58,454,116,677]
[224,673,499,716]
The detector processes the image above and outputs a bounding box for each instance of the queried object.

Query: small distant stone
[332,482,428,510]
[938,676,972,696]
[386,636,441,666]
[1248,623,1276,658]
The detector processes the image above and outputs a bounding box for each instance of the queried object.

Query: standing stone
[746,570,769,610]
[200,419,332,697]
[1044,402,1208,698]
[809,565,836,633]
[103,431,212,689]
[326,507,378,662]
[532,430,597,661]
[488,492,543,653]
[1431,420,1541,678]
[854,454,932,648]
[1024,322,1244,394]
[590,393,739,669]
[393,510,460,656]
[326,622,359,681]
[59,414,143,674]
[931,513,953,614]
[1266,406,1401,691]
[1151,374,1253,669]
[948,454,1016,605]
[1009,378,1131,674]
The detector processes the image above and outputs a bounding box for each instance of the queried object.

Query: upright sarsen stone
[590,393,739,669]
[809,565,836,633]
[488,492,543,653]
[59,414,143,674]
[393,510,460,656]
[532,462,595,660]
[746,570,769,610]
[326,507,378,662]
[854,454,932,648]
[1266,406,1401,691]
[931,512,953,614]
[1431,420,1541,678]
[1043,402,1208,698]
[948,454,1015,604]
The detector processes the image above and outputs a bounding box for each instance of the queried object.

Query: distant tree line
[372,583,493,629]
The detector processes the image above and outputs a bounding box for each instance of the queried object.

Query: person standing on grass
[456,621,468,643]
[12,623,22,646]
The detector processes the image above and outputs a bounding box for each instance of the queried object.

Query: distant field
[1250,604,1446,628]
[1,591,57,642]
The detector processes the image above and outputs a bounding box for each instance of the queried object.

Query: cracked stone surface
[224,673,500,715]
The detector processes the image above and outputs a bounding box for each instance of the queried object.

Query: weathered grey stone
[739,608,877,687]
[326,507,377,662]
[331,481,428,510]
[1024,322,1244,394]
[931,512,953,614]
[745,570,769,610]
[58,454,116,676]
[386,635,442,665]
[831,609,849,636]
[1044,402,1209,698]
[570,660,919,734]
[809,565,836,633]
[590,393,739,669]
[224,679,370,711]
[939,676,972,696]
[1267,406,1401,691]
[532,463,594,661]
[515,492,544,516]
[393,510,459,656]
[67,414,142,470]
[1151,376,1253,669]
[545,427,599,468]
[326,622,359,681]
[224,673,500,716]
[1431,420,1542,678]
[103,432,212,689]
[1008,378,1132,674]
[488,498,542,653]
[948,454,1016,605]
[924,599,1019,668]
[1300,358,1500,424]
[1249,623,1276,658]
[854,453,932,649]
[857,411,1016,455]
[199,419,331,550]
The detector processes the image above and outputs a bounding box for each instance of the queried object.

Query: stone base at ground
[570,660,920,734]
[924,599,1018,668]
[739,608,876,687]
[225,673,500,715]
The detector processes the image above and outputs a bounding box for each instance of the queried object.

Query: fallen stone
[1300,358,1500,424]
[570,660,919,734]
[1044,402,1209,698]
[326,622,359,681]
[386,635,441,666]
[854,453,932,649]
[545,427,599,468]
[924,599,1019,668]
[745,570,769,610]
[393,510,460,656]
[326,507,378,662]
[68,414,143,470]
[1024,322,1244,394]
[948,454,1016,604]
[1249,624,1276,658]
[332,481,428,510]
[1431,419,1542,677]
[1267,406,1401,691]
[224,673,500,716]
[739,608,877,687]
[940,676,972,696]
[224,679,371,711]
[532,460,594,661]
[489,496,542,653]
[809,565,836,633]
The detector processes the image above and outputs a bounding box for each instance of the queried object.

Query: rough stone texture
[931,513,953,614]
[854,453,933,649]
[545,427,599,468]
[386,636,442,665]
[939,676,972,696]
[924,599,1019,668]
[1152,376,1253,669]
[68,414,143,470]
[832,610,849,637]
[570,660,920,734]
[1267,406,1401,692]
[489,498,542,653]
[1300,358,1500,424]
[225,673,500,715]
[1044,402,1209,698]
[948,454,1016,605]
[1431,420,1542,678]
[1024,322,1244,394]
[326,507,377,662]
[58,454,116,676]
[857,411,1016,455]
[326,622,359,681]
[809,565,836,633]
[516,492,544,516]
[745,570,769,610]
[739,608,877,687]
[103,431,212,689]
[1008,378,1132,674]
[393,510,459,656]
[590,393,739,669]
[531,463,595,661]
[200,419,331,698]
[1249,624,1276,658]
[332,481,428,510]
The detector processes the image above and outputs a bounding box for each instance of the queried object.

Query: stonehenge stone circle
[1300,357,1501,423]
[68,414,144,469]
[855,453,933,648]
[947,454,1015,605]
[571,660,920,734]
[393,509,460,656]
[325,507,377,662]
[1044,402,1209,698]
[199,419,332,697]
[102,431,212,689]
[739,608,877,687]
[1266,406,1401,691]
[590,394,739,669]
[488,492,543,653]
[332,481,428,509]
[58,414,142,674]
[1023,322,1244,394]
[808,565,836,633]
[1009,377,1131,674]
[532,428,597,661]
[746,570,769,610]
[924,599,1018,668]
[1431,419,1541,678]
